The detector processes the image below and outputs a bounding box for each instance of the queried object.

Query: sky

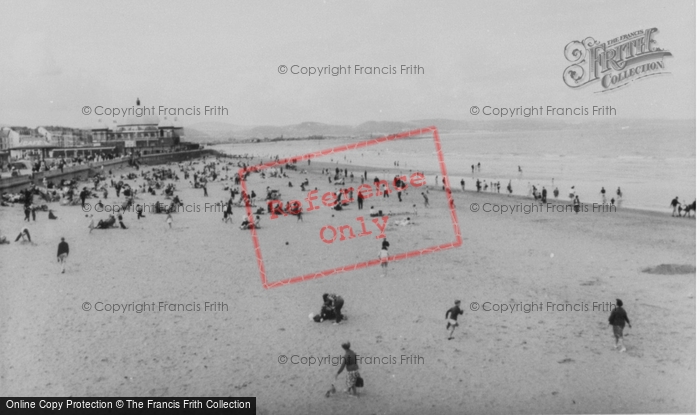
[0,0,695,128]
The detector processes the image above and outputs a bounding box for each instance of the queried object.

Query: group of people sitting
[94,213,127,229]
[240,215,261,230]
[310,293,345,325]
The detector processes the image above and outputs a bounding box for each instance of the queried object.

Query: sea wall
[0,149,216,194]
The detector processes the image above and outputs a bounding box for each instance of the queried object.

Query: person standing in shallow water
[609,299,631,352]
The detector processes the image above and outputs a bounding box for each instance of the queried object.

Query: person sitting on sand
[239,215,261,230]
[97,215,116,229]
[395,217,411,226]
[369,206,378,217]
[315,293,337,322]
[48,210,58,220]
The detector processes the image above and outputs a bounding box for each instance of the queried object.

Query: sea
[213,122,695,213]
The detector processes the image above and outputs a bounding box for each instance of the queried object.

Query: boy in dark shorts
[445,300,464,340]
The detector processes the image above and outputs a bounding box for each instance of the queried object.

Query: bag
[355,375,364,388]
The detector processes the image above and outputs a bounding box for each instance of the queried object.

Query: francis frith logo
[563,28,672,93]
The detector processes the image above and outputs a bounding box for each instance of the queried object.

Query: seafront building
[1,100,195,164]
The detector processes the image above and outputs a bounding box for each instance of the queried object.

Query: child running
[445,300,464,340]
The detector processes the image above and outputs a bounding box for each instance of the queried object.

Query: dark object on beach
[683,200,696,218]
[355,376,364,388]
[641,264,696,275]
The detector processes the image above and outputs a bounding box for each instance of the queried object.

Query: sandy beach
[0,155,694,414]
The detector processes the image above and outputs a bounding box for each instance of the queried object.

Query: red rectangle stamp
[239,126,462,289]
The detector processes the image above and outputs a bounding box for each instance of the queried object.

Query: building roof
[8,144,58,150]
[121,114,160,126]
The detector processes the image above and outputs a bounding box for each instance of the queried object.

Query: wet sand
[0,157,695,414]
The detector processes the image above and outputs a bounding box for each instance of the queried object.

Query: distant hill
[244,122,354,139]
[183,122,249,142]
[177,118,694,144]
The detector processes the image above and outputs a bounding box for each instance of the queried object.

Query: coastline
[217,153,685,219]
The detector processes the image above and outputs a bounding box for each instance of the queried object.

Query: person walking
[671,197,680,217]
[608,299,631,352]
[335,341,360,397]
[573,195,581,213]
[379,246,389,277]
[445,300,464,340]
[80,187,88,208]
[87,214,95,233]
[57,237,69,274]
